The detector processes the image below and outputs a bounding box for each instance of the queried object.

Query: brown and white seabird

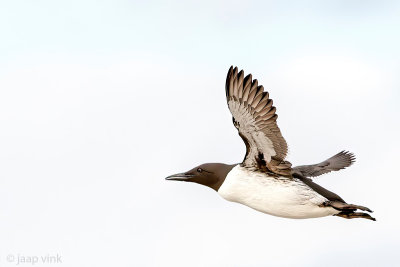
[166,66,375,221]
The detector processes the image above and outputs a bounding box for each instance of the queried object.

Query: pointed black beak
[165,173,194,181]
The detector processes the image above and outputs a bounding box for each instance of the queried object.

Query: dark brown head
[165,163,236,191]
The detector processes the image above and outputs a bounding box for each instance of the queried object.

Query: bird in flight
[166,66,375,221]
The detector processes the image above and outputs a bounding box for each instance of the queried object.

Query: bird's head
[165,163,235,191]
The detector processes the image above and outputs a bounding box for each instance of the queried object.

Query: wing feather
[242,74,252,101]
[292,151,355,178]
[225,66,291,176]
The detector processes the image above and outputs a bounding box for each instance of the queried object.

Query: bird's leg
[323,201,373,213]
[334,212,376,221]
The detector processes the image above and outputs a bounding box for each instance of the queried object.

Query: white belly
[218,165,339,219]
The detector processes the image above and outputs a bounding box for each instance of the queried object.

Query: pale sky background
[0,1,399,266]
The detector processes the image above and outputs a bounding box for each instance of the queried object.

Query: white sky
[0,1,399,266]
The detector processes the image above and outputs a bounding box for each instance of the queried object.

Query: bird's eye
[197,168,203,173]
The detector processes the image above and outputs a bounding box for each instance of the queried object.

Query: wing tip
[226,65,244,98]
[339,150,356,166]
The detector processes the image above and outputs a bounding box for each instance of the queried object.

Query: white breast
[218,165,339,219]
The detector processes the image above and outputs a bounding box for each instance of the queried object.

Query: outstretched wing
[225,66,291,176]
[292,151,355,178]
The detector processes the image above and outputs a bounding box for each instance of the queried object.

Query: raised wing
[292,151,355,178]
[225,66,291,176]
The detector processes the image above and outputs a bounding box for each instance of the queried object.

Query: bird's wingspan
[225,66,291,176]
[292,151,356,178]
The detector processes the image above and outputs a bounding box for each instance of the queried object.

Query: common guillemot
[166,66,375,221]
